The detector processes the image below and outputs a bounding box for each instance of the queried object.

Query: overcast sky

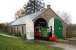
[0,0,76,24]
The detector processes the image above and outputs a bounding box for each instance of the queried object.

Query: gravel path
[51,42,76,50]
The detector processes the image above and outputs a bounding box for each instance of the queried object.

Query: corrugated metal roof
[11,10,44,25]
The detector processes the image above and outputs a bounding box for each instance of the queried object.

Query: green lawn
[0,31,63,50]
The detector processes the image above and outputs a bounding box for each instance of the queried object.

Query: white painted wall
[48,17,54,34]
[26,21,34,40]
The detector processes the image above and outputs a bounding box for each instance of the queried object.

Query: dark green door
[54,16,63,38]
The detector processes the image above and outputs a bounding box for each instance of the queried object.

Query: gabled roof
[10,6,67,26]
[11,9,45,25]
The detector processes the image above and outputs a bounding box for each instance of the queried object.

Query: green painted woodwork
[41,27,48,37]
[54,16,63,38]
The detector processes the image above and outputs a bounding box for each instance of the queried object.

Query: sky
[0,0,76,24]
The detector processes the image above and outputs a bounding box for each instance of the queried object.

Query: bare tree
[57,11,71,24]
[15,5,27,19]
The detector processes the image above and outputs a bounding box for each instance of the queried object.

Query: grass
[0,31,64,50]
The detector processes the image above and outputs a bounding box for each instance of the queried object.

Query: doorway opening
[34,18,49,40]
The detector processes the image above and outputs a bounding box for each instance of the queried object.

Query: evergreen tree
[25,0,45,15]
